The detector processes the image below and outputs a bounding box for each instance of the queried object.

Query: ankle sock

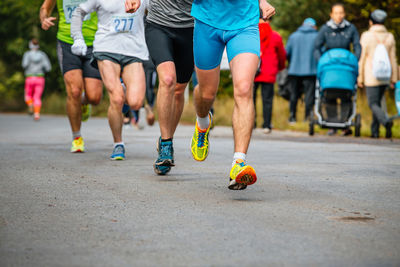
[232,152,246,166]
[72,131,81,140]
[114,142,124,147]
[197,114,210,130]
[161,138,173,143]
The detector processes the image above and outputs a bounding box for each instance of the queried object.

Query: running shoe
[191,113,212,161]
[71,136,85,153]
[110,144,125,160]
[228,159,257,190]
[153,137,174,175]
[81,104,92,122]
[33,113,40,121]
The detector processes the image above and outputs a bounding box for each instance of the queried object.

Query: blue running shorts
[193,19,260,70]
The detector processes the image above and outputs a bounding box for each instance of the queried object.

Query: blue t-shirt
[191,0,259,30]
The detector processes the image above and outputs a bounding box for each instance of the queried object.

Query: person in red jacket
[254,18,286,133]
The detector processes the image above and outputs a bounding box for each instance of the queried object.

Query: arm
[357,32,367,88]
[314,26,326,60]
[351,25,361,60]
[389,35,398,87]
[70,5,92,56]
[125,0,141,13]
[42,52,52,73]
[276,36,286,71]
[22,52,29,69]
[259,0,275,20]
[40,0,57,30]
[286,35,292,62]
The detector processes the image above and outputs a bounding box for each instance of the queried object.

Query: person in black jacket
[314,3,361,136]
[314,3,361,60]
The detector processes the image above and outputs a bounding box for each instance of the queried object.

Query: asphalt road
[0,114,399,266]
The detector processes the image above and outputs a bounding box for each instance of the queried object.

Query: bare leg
[97,60,123,143]
[122,62,146,111]
[83,78,103,105]
[193,66,220,118]
[171,82,188,134]
[230,53,259,153]
[64,69,85,133]
[156,61,177,139]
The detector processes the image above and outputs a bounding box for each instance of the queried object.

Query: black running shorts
[57,40,101,79]
[145,21,194,84]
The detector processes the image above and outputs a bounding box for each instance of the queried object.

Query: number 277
[114,18,134,32]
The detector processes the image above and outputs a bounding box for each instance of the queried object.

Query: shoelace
[160,143,172,158]
[114,145,124,154]
[197,131,206,147]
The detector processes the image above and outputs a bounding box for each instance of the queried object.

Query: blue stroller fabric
[395,81,400,115]
[317,48,358,91]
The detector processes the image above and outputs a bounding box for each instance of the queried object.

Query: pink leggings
[25,76,45,107]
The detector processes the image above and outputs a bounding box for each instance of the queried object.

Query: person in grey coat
[286,18,318,123]
[22,38,51,120]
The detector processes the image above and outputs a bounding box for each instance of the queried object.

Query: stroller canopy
[317,48,359,91]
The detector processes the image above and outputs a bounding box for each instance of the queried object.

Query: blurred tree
[0,0,64,111]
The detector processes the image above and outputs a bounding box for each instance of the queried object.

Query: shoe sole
[228,180,248,190]
[153,163,171,175]
[71,149,84,153]
[235,166,257,186]
[110,156,125,161]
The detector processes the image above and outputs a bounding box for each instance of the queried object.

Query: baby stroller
[309,48,361,136]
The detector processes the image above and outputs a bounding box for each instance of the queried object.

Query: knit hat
[370,9,387,24]
[303,18,316,27]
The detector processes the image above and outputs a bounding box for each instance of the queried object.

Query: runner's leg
[122,62,146,112]
[230,53,258,154]
[64,69,85,133]
[97,60,123,143]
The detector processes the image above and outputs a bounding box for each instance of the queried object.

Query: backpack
[372,34,392,81]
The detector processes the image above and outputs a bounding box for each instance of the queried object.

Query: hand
[357,82,364,89]
[71,39,87,56]
[259,0,275,20]
[41,16,57,30]
[125,0,141,13]
[390,83,395,90]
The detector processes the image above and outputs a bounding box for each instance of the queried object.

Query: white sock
[114,142,124,147]
[232,152,246,166]
[196,114,210,130]
[72,131,81,140]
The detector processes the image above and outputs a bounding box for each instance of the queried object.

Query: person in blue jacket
[286,18,318,123]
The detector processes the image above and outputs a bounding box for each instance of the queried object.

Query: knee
[109,93,125,109]
[129,99,143,111]
[234,81,253,101]
[68,86,82,100]
[87,94,102,105]
[159,74,176,89]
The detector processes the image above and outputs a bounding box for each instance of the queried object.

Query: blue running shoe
[153,137,174,175]
[110,144,125,160]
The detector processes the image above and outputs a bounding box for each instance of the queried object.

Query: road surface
[0,114,399,266]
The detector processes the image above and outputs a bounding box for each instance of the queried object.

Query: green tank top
[56,0,98,45]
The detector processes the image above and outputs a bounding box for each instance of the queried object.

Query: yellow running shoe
[228,159,257,190]
[191,113,212,161]
[81,104,91,122]
[71,136,85,153]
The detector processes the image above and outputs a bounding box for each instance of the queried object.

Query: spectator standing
[314,3,361,135]
[358,10,398,138]
[286,18,318,123]
[22,38,51,121]
[253,19,286,133]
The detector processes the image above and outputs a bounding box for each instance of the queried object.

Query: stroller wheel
[355,114,361,137]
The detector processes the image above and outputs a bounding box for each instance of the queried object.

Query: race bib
[111,14,136,33]
[63,0,91,24]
